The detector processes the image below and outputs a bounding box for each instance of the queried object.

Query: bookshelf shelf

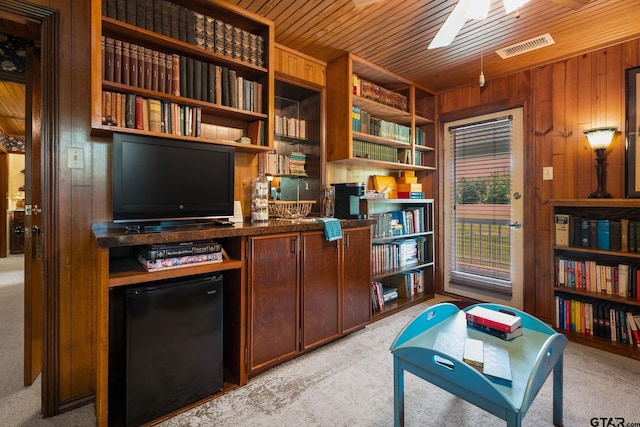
[326,52,437,171]
[91,0,274,148]
[551,199,640,359]
[366,198,435,320]
[353,131,412,148]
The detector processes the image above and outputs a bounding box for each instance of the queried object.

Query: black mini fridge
[110,273,224,427]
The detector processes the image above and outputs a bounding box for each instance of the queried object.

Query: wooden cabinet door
[342,227,372,333]
[301,231,340,350]
[248,233,300,374]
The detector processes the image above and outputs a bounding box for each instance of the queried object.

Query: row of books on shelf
[103,0,265,67]
[554,295,640,347]
[371,281,398,313]
[555,214,640,252]
[102,38,264,112]
[413,151,428,167]
[353,140,408,164]
[352,107,411,143]
[274,115,306,140]
[386,269,425,298]
[352,74,408,112]
[102,91,202,136]
[372,237,429,275]
[257,151,306,176]
[555,257,640,299]
[136,240,225,271]
[370,207,429,238]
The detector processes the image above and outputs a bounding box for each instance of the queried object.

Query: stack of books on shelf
[396,171,423,199]
[288,152,306,175]
[352,139,400,163]
[370,208,426,239]
[371,281,398,313]
[554,295,640,347]
[555,257,640,299]
[351,107,411,143]
[388,269,424,298]
[352,74,408,111]
[102,90,202,137]
[465,306,523,341]
[372,238,422,275]
[257,151,307,176]
[275,115,306,139]
[415,127,426,146]
[554,214,640,252]
[137,240,223,271]
[103,0,265,67]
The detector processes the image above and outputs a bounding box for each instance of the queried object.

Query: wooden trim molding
[39,10,59,418]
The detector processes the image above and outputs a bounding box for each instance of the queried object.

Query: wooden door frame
[0,1,59,417]
[0,151,6,257]
[437,96,536,314]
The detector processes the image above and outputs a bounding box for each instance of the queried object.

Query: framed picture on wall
[625,65,640,198]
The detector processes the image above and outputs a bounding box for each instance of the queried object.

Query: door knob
[32,226,41,236]
[509,222,522,229]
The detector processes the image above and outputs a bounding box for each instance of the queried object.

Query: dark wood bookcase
[552,199,640,360]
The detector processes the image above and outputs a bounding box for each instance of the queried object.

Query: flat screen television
[112,133,235,225]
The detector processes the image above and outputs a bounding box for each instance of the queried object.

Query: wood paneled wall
[437,40,640,321]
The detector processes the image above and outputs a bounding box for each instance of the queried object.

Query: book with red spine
[465,306,521,334]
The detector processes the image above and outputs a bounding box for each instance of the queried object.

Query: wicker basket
[269,200,315,219]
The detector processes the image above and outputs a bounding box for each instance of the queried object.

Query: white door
[443,108,524,309]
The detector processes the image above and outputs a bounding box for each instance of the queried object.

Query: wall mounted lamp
[584,127,617,198]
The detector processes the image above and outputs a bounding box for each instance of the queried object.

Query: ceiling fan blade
[428,0,473,49]
[549,0,591,10]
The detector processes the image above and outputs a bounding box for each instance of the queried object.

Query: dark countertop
[92,218,374,248]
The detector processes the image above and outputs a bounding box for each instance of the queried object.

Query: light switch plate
[543,166,553,180]
[68,147,84,169]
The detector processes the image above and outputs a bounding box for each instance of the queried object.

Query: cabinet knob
[14,226,24,236]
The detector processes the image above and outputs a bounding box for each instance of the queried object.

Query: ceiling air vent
[495,33,555,59]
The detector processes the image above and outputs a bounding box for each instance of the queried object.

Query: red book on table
[465,306,521,334]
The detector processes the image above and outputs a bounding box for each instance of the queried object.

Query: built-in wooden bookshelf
[326,52,436,171]
[365,198,435,320]
[552,199,640,360]
[90,0,275,152]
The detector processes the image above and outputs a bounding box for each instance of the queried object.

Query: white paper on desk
[482,342,513,385]
[433,331,464,368]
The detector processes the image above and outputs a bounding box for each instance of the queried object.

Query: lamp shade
[584,127,616,150]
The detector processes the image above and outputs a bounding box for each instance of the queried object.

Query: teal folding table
[390,303,568,427]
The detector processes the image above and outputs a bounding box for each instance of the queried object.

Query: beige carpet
[1,261,639,426]
[160,296,640,427]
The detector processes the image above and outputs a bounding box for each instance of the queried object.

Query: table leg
[553,354,564,427]
[393,357,404,427]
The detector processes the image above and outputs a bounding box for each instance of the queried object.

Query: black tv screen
[112,133,235,224]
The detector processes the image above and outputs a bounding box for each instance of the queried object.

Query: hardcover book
[465,306,521,333]
[554,214,569,246]
[597,219,611,251]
